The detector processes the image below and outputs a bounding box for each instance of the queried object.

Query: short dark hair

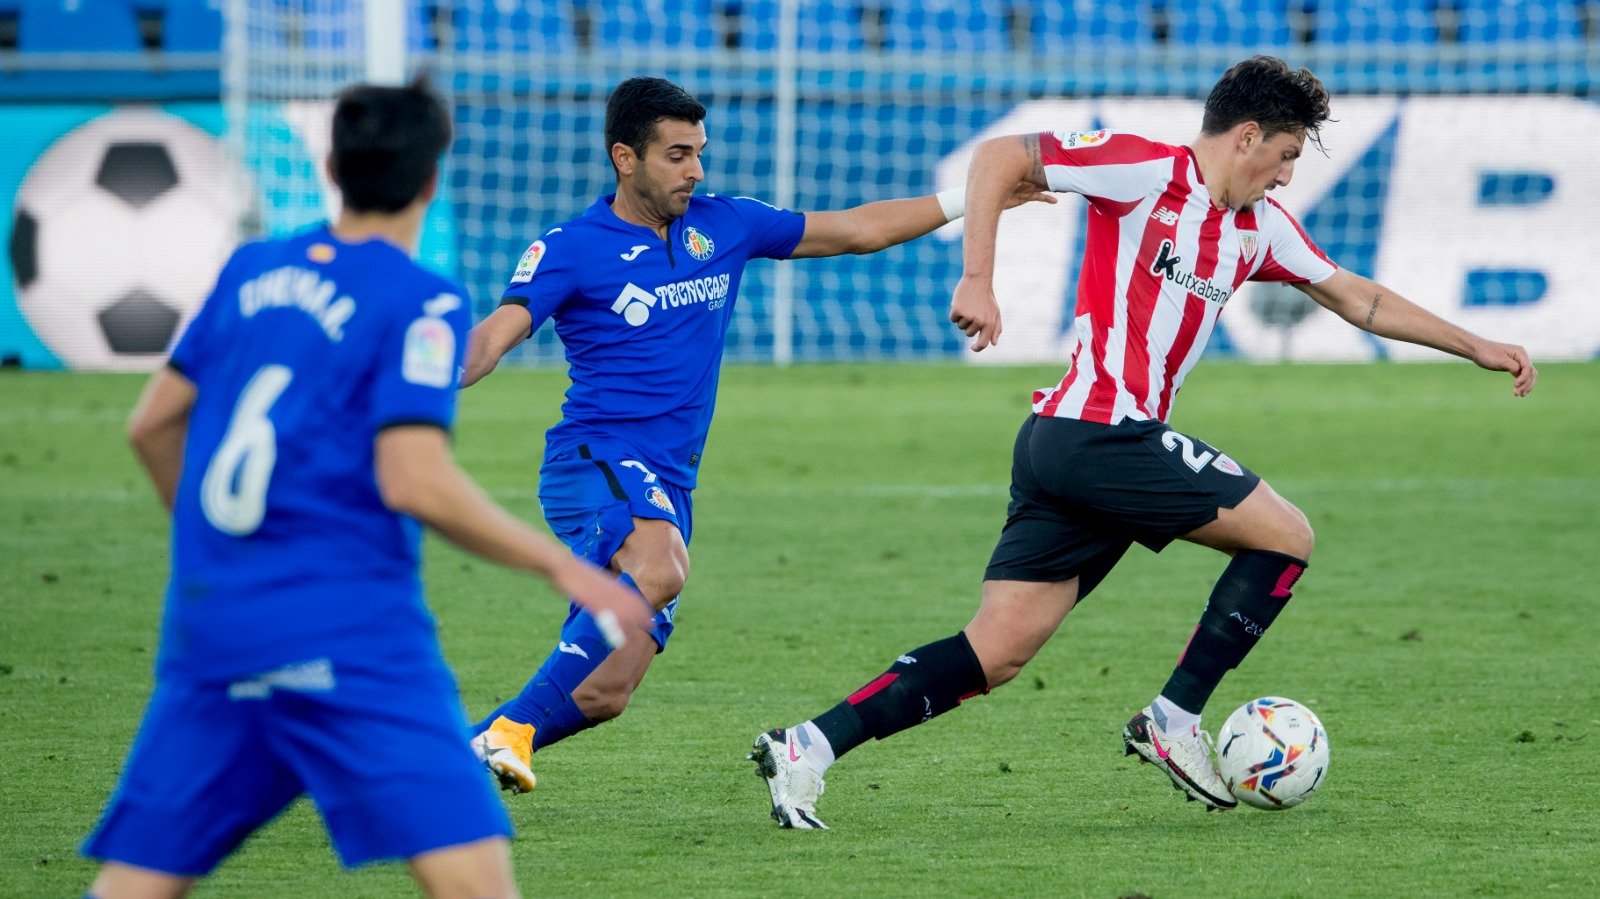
[1201,56,1331,148]
[604,77,706,169]
[329,76,452,213]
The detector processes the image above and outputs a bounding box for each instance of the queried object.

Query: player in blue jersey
[81,79,650,899]
[461,77,1050,793]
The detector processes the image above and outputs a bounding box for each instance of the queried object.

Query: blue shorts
[539,440,694,650]
[82,651,511,875]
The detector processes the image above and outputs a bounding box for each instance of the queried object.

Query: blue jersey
[500,193,805,488]
[160,224,471,681]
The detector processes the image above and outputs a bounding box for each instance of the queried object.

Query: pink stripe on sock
[1175,624,1201,664]
[847,673,898,706]
[1271,564,1305,599]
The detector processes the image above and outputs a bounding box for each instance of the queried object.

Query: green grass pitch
[2,361,1597,897]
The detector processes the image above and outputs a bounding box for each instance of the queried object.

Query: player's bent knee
[408,836,516,899]
[571,682,633,721]
[1231,485,1315,559]
[967,631,1046,690]
[625,553,689,609]
[629,572,685,610]
[90,863,195,899]
[983,655,1030,690]
[1276,503,1315,560]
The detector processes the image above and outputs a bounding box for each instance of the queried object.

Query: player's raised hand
[1471,339,1538,397]
[550,557,656,648]
[1003,180,1058,211]
[950,275,1002,352]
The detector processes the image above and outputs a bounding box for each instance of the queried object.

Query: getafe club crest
[646,485,676,514]
[1238,230,1259,264]
[683,226,714,261]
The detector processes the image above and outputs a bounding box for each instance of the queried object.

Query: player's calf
[1160,549,1308,719]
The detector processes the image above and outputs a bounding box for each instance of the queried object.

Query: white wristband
[936,187,966,222]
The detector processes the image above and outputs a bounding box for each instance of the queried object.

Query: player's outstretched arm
[788,179,1053,259]
[374,425,653,643]
[949,133,1052,352]
[1298,269,1537,396]
[462,305,535,388]
[127,367,198,510]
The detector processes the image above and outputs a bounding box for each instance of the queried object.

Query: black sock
[811,632,988,760]
[1160,549,1308,714]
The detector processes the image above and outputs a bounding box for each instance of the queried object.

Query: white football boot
[748,728,828,829]
[1123,707,1237,810]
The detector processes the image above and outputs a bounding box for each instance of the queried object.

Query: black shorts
[984,414,1261,598]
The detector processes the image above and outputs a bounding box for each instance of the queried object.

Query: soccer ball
[1215,696,1329,810]
[9,109,252,370]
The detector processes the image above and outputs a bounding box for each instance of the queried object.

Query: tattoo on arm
[1020,133,1046,187]
[1364,294,1382,327]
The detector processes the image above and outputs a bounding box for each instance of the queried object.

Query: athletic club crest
[683,226,714,261]
[646,485,676,514]
[1238,230,1259,264]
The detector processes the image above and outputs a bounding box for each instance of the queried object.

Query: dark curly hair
[1201,56,1332,150]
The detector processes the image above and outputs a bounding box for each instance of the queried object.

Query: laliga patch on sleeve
[1054,128,1112,149]
[510,240,547,284]
[402,316,456,388]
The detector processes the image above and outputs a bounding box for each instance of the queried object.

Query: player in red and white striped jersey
[752,57,1537,827]
[1022,127,1335,425]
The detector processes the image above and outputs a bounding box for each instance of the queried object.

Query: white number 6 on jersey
[201,364,293,536]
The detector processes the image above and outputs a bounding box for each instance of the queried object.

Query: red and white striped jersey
[1029,129,1337,424]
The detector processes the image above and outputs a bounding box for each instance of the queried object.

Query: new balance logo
[558,641,590,659]
[620,245,649,261]
[1151,207,1180,226]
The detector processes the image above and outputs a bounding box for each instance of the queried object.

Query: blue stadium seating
[453,0,576,52]
[18,0,143,51]
[883,0,1010,52]
[736,0,865,52]
[590,0,719,51]
[293,0,352,50]
[1170,0,1293,47]
[163,0,222,52]
[1314,0,1438,43]
[1025,0,1157,50]
[0,0,1594,105]
[410,1,437,50]
[1456,0,1583,43]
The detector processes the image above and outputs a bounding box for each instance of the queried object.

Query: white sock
[794,720,836,771]
[1151,695,1201,736]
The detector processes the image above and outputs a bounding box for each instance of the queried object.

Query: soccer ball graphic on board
[9,109,252,370]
